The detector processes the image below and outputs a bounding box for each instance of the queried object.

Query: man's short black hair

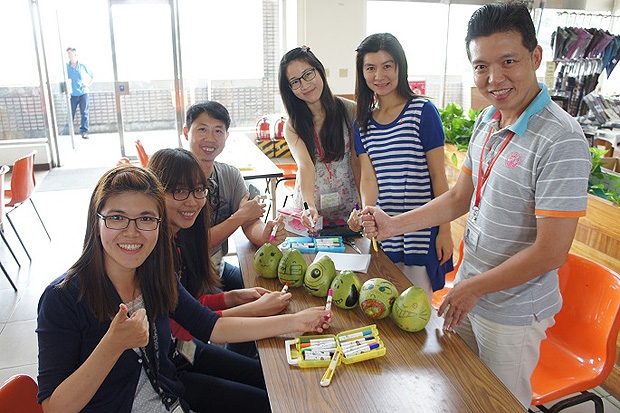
[465,1,538,60]
[185,101,231,131]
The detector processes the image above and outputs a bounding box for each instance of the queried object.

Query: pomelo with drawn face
[391,285,431,332]
[253,243,283,278]
[330,270,361,309]
[359,278,398,319]
[303,255,336,297]
[278,248,307,287]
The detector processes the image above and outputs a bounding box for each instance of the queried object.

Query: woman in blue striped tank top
[348,33,454,301]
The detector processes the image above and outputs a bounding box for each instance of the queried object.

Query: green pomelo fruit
[330,270,361,309]
[391,286,432,332]
[359,277,398,319]
[253,243,283,278]
[303,255,336,297]
[277,249,307,287]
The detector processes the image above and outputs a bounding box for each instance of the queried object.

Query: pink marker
[324,289,333,320]
[281,282,290,293]
[269,223,279,243]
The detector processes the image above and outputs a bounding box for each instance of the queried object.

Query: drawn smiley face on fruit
[253,243,283,278]
[359,278,398,319]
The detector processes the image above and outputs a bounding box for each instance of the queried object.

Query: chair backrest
[277,163,297,179]
[5,151,37,207]
[135,140,149,168]
[0,374,43,413]
[0,164,9,224]
[446,239,465,285]
[536,253,620,396]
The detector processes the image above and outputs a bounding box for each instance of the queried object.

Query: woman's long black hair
[278,46,350,163]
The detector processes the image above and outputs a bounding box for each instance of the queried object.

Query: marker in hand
[324,288,333,321]
[360,205,379,256]
[281,281,290,294]
[269,223,279,243]
[303,201,316,229]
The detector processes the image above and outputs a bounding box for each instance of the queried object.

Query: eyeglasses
[289,68,317,90]
[97,213,161,231]
[170,187,208,201]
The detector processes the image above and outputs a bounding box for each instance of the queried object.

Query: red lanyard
[472,128,515,221]
[312,128,333,179]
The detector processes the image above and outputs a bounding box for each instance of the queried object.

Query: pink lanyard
[472,128,515,221]
[312,128,333,179]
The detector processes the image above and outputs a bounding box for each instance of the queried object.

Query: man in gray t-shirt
[183,101,286,290]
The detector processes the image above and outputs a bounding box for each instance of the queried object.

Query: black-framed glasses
[97,213,161,231]
[170,187,208,201]
[289,68,317,90]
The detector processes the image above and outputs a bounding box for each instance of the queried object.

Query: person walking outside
[66,47,93,139]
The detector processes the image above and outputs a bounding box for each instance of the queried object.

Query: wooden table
[234,233,526,413]
[219,133,283,219]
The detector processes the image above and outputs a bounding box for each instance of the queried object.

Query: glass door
[108,0,184,158]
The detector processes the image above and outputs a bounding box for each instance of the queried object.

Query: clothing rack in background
[551,11,620,116]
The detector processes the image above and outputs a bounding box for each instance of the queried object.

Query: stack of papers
[314,252,371,273]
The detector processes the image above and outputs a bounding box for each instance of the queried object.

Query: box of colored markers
[280,236,346,254]
[285,324,386,368]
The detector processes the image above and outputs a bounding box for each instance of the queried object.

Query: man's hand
[437,279,481,331]
[360,206,394,241]
[235,192,266,224]
[263,215,286,245]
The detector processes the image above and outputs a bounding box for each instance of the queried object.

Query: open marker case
[280,236,346,253]
[285,324,386,368]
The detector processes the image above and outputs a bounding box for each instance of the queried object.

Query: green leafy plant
[589,147,609,180]
[438,103,480,152]
[588,147,620,206]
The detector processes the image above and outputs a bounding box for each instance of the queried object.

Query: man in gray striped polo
[359,1,591,408]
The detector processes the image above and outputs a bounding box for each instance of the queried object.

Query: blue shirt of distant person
[66,47,93,139]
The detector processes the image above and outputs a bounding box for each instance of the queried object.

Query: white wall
[291,0,366,95]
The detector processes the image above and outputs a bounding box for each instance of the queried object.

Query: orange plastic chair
[277,163,297,207]
[431,239,464,310]
[4,151,51,262]
[266,163,297,220]
[0,374,43,413]
[135,140,149,167]
[1,164,20,292]
[529,253,620,413]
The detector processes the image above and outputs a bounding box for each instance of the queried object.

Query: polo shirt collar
[481,82,551,135]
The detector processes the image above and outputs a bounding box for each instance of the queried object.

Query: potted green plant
[438,103,480,166]
[589,147,620,206]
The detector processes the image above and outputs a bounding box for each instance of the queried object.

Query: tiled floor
[2,131,620,412]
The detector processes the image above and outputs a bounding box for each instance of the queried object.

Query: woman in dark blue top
[37,165,331,412]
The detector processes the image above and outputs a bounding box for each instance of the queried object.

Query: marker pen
[303,201,316,229]
[338,330,373,342]
[324,288,333,321]
[342,341,379,354]
[305,352,333,361]
[299,337,336,345]
[281,281,290,293]
[343,342,380,358]
[338,336,375,349]
[320,350,342,387]
[269,223,279,243]
[354,202,362,226]
[301,341,337,350]
[301,344,336,353]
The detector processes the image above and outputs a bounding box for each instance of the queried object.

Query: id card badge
[320,192,341,210]
[464,218,481,251]
[176,339,196,364]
